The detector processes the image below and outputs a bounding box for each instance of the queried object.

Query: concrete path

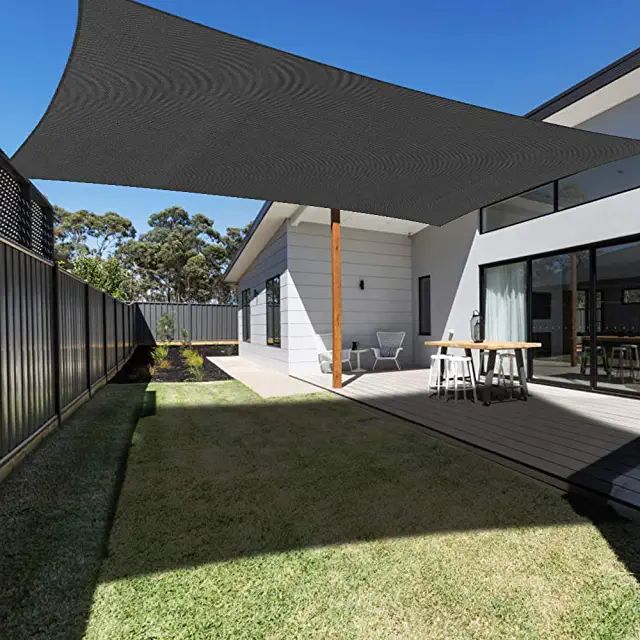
[207,356,320,398]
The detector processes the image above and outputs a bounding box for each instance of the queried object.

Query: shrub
[181,348,204,369]
[180,328,191,348]
[152,345,169,362]
[187,364,205,382]
[156,313,175,343]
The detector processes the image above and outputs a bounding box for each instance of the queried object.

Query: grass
[0,384,146,640]
[82,381,640,639]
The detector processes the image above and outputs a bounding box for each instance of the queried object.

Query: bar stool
[444,354,478,402]
[428,329,455,398]
[623,344,640,381]
[580,344,610,377]
[612,344,640,382]
[497,351,518,397]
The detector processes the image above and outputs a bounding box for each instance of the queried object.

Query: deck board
[297,368,640,510]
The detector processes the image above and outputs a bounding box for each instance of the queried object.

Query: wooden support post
[331,208,342,389]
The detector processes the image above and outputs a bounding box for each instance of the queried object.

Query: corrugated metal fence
[136,302,237,344]
[0,237,136,473]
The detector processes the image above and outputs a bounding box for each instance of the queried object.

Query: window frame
[265,275,281,348]
[241,288,251,343]
[418,275,431,336]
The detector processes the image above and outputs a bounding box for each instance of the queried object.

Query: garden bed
[112,344,236,383]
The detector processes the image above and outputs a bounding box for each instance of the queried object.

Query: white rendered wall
[286,221,413,375]
[237,223,289,374]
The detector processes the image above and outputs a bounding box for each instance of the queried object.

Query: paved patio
[296,367,640,511]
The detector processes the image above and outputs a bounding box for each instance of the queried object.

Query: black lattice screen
[0,152,54,261]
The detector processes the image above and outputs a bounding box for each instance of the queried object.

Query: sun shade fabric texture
[12,0,640,226]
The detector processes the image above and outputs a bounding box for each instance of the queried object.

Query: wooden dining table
[424,340,542,405]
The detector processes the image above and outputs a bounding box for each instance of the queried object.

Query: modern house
[225,47,640,398]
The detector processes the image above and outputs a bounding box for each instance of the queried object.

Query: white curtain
[485,262,526,341]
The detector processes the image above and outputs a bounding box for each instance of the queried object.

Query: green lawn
[82,381,640,640]
[0,384,146,640]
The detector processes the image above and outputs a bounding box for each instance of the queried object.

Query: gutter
[223,200,273,283]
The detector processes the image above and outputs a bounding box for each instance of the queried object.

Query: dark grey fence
[0,237,136,471]
[136,302,237,344]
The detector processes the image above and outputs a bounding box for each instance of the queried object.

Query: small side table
[351,348,369,373]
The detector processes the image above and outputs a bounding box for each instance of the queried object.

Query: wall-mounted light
[359,279,365,290]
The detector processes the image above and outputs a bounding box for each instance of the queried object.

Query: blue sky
[2,0,640,235]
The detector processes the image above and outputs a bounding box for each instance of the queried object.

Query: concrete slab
[207,356,320,398]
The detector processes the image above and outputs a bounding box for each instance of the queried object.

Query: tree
[69,255,134,300]
[53,206,136,266]
[118,206,245,303]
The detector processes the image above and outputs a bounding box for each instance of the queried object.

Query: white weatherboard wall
[287,221,413,375]
[411,187,640,367]
[237,223,289,374]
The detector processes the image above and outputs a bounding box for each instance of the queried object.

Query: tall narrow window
[266,275,281,347]
[241,288,251,342]
[418,275,431,335]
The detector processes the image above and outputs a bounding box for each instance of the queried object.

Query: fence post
[102,292,108,379]
[84,283,92,396]
[51,264,62,425]
[113,299,118,370]
[189,303,193,342]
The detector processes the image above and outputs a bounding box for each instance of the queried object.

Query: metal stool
[612,345,640,383]
[623,344,640,381]
[580,344,610,377]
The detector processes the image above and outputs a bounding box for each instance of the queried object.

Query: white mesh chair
[372,331,405,370]
[316,333,352,374]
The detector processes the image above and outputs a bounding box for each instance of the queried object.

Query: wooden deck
[297,368,640,510]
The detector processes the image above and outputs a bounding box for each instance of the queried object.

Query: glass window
[558,154,640,210]
[418,275,431,335]
[483,262,527,341]
[241,288,251,342]
[266,276,281,347]
[530,251,591,388]
[481,183,554,233]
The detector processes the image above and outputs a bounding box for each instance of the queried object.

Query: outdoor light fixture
[359,279,365,290]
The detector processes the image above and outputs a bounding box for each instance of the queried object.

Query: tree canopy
[53,204,250,303]
[54,206,136,266]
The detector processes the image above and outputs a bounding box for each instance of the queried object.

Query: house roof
[224,203,426,283]
[526,47,640,121]
[12,0,640,229]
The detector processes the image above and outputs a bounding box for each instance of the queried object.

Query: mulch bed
[112,344,236,383]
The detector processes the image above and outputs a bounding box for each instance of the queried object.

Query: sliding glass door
[594,240,640,394]
[530,251,591,388]
[481,235,640,397]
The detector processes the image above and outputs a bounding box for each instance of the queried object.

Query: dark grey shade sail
[12,0,640,225]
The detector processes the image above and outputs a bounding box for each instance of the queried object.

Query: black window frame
[418,275,431,336]
[241,288,251,342]
[479,154,640,235]
[266,275,281,348]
